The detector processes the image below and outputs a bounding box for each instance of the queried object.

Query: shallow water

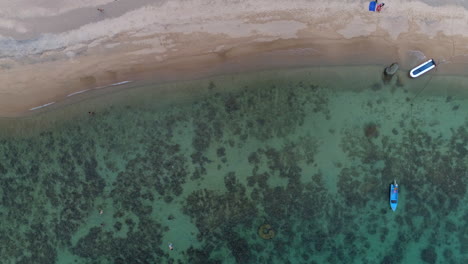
[0,66,466,264]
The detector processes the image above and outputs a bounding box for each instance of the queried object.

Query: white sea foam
[65,81,131,100]
[66,89,90,97]
[110,81,132,86]
[29,102,55,110]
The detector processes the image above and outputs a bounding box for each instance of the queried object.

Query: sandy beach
[2,2,468,263]
[1,0,468,116]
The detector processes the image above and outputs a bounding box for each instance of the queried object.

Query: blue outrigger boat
[390,180,399,211]
[409,59,436,78]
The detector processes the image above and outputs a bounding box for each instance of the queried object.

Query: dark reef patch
[364,122,379,138]
[0,71,467,264]
[420,246,437,264]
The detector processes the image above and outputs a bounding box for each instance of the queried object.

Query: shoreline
[2,0,468,117]
[2,63,468,139]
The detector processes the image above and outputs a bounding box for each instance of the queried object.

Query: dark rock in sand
[385,63,399,76]
[383,63,399,84]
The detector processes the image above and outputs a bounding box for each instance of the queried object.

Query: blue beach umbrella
[369,1,377,11]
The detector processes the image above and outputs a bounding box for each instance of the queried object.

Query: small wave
[67,89,90,97]
[91,81,132,91]
[30,81,133,111]
[110,81,132,86]
[29,102,55,111]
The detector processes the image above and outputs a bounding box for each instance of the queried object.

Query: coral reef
[0,70,466,264]
[420,246,437,264]
[364,122,379,138]
[258,224,275,240]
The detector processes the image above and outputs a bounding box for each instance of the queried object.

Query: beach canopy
[369,1,376,11]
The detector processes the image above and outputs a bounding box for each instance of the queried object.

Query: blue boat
[409,59,436,78]
[390,180,399,211]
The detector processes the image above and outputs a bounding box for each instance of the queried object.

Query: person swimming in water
[168,243,174,250]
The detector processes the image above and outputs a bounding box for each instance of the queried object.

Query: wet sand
[1,0,468,116]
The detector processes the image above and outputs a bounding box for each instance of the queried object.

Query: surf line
[111,80,132,86]
[30,80,133,111]
[67,89,90,97]
[29,102,55,111]
[94,80,133,90]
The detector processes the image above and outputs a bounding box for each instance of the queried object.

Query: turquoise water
[0,66,466,263]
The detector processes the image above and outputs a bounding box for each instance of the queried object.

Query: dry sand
[1,0,468,116]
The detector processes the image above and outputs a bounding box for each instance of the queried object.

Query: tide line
[67,89,90,97]
[94,80,132,90]
[110,80,132,86]
[29,102,55,111]
[30,80,133,111]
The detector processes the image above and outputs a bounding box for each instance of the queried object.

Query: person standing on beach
[376,3,385,12]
